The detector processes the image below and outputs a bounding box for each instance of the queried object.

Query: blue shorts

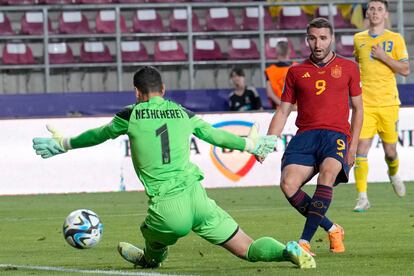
[281,129,349,186]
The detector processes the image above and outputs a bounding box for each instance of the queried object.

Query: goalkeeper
[33,66,315,269]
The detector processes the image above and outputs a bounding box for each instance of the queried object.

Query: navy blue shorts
[281,129,349,186]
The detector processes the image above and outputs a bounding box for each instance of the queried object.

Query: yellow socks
[354,156,368,193]
[385,157,399,176]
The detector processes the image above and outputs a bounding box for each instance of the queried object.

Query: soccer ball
[63,209,103,249]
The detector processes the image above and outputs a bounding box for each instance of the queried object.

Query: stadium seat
[80,41,113,63]
[20,12,53,35]
[117,0,145,3]
[152,0,185,2]
[300,37,311,57]
[241,7,273,31]
[193,39,223,61]
[78,0,112,3]
[95,10,128,33]
[48,42,75,64]
[0,12,14,35]
[315,6,353,29]
[2,43,35,65]
[4,0,35,4]
[154,40,186,62]
[191,0,225,2]
[336,35,354,57]
[121,41,149,62]
[228,38,259,60]
[205,7,237,31]
[132,9,164,33]
[169,9,201,32]
[265,37,297,59]
[43,0,73,3]
[58,11,91,34]
[277,6,309,30]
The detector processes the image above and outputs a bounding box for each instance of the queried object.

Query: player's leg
[118,223,175,268]
[354,107,377,211]
[297,158,341,250]
[192,183,315,268]
[379,105,405,197]
[354,139,372,211]
[222,228,315,269]
[119,190,193,268]
[280,131,336,252]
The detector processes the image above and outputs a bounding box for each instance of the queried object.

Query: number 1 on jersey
[156,124,171,164]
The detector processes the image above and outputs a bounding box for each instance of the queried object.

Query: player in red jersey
[262,18,363,256]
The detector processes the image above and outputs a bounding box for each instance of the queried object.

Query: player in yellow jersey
[353,0,410,212]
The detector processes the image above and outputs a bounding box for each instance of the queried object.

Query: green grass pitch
[1,182,413,275]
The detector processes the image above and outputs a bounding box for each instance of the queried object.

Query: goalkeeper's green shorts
[141,182,238,246]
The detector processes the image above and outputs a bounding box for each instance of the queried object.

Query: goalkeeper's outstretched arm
[33,115,128,159]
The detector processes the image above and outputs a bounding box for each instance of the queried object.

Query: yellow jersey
[353,29,409,107]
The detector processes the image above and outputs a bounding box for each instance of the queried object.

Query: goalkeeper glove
[244,123,277,158]
[32,125,71,159]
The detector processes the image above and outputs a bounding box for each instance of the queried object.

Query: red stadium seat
[154,40,186,62]
[169,9,201,32]
[241,7,273,31]
[121,41,149,62]
[2,43,35,65]
[228,38,259,60]
[58,11,91,34]
[277,6,309,30]
[300,37,311,58]
[48,42,75,64]
[43,0,73,3]
[336,35,354,57]
[315,6,353,29]
[152,0,184,2]
[117,0,145,3]
[0,12,14,35]
[193,39,223,61]
[132,9,164,33]
[205,7,237,31]
[20,12,53,35]
[4,0,35,4]
[191,0,225,2]
[78,0,112,3]
[80,42,113,63]
[95,10,128,33]
[265,37,297,59]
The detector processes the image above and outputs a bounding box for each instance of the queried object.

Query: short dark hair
[307,17,333,35]
[368,0,389,11]
[133,66,163,94]
[230,67,245,78]
[276,41,289,57]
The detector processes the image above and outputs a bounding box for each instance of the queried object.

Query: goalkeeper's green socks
[246,237,287,262]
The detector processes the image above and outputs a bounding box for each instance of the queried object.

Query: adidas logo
[302,72,311,78]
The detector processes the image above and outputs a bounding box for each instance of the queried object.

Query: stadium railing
[0,0,408,93]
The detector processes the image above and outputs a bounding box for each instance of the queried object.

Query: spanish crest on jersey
[331,65,342,79]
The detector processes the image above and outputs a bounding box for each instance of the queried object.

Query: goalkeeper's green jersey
[69,96,246,198]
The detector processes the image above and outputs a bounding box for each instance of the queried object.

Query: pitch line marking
[0,264,193,276]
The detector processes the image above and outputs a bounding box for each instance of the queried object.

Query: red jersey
[281,54,361,139]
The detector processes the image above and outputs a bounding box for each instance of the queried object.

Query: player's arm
[186,109,276,156]
[348,95,363,166]
[69,115,128,149]
[371,44,410,76]
[371,35,410,76]
[33,106,131,158]
[266,101,293,137]
[347,63,364,166]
